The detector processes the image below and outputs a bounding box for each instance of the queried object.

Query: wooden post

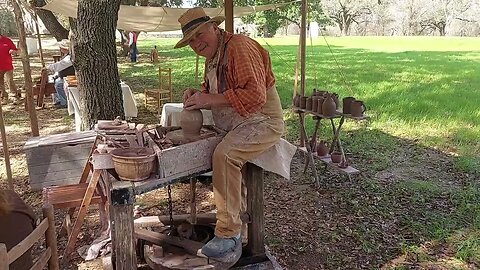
[0,243,8,270]
[111,181,136,270]
[224,0,234,33]
[245,163,265,256]
[0,101,13,190]
[190,178,197,224]
[43,205,59,270]
[11,0,40,137]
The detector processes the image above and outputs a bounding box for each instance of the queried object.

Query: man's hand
[184,92,211,110]
[182,88,198,103]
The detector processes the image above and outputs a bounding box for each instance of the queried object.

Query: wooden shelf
[292,106,369,121]
[298,147,360,175]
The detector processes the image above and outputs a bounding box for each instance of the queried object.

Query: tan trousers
[0,70,18,99]
[213,117,284,237]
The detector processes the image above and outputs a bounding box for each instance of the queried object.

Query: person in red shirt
[0,32,20,103]
[175,8,284,262]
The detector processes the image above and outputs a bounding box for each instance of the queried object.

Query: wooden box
[24,131,97,190]
[145,126,225,180]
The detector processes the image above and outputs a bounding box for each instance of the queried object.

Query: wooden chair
[31,69,56,108]
[144,67,173,115]
[0,204,59,270]
[42,138,109,261]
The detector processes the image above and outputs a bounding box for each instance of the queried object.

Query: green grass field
[124,36,480,172]
[118,36,480,267]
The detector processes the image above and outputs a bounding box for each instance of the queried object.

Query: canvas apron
[206,52,284,237]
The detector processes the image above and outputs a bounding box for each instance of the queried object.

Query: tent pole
[11,0,40,137]
[0,101,13,190]
[300,0,307,97]
[33,7,45,68]
[225,0,233,32]
[293,36,301,98]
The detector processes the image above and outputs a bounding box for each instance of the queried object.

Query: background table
[65,81,138,131]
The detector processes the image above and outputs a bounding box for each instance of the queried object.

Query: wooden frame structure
[0,204,59,270]
[144,67,173,115]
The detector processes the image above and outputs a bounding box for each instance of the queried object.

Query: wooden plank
[30,247,51,270]
[245,163,265,257]
[36,131,97,147]
[43,204,59,270]
[91,153,114,170]
[297,147,360,174]
[28,160,89,175]
[134,216,164,228]
[26,144,91,165]
[8,218,48,264]
[0,244,8,270]
[135,228,203,257]
[30,177,85,191]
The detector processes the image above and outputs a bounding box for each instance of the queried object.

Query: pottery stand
[292,105,368,184]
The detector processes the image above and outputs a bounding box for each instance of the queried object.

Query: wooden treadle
[43,183,102,209]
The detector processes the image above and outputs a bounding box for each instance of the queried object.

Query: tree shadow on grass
[263,127,479,269]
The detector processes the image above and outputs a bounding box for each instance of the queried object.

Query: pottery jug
[316,97,325,114]
[312,96,320,113]
[331,93,340,109]
[306,97,313,111]
[331,152,342,163]
[342,97,356,114]
[293,95,300,107]
[351,100,367,117]
[316,140,329,157]
[180,109,203,135]
[300,96,307,109]
[322,94,337,117]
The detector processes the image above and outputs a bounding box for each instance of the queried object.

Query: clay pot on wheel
[180,109,203,136]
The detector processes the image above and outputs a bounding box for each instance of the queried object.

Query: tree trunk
[74,0,123,130]
[32,0,69,41]
[11,0,39,137]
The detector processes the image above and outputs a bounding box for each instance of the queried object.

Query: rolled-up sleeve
[222,39,267,117]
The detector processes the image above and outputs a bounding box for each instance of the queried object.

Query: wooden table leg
[298,112,320,187]
[304,117,321,174]
[110,181,136,270]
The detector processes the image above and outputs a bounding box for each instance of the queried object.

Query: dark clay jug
[300,96,307,109]
[316,140,329,157]
[351,100,367,117]
[316,97,325,113]
[342,96,356,114]
[306,97,313,111]
[293,95,300,107]
[322,93,337,117]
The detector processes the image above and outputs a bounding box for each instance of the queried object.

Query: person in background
[175,7,284,262]
[150,45,159,63]
[47,39,75,108]
[128,31,138,62]
[0,189,37,270]
[0,31,20,104]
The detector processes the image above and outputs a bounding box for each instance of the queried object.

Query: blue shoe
[201,234,241,260]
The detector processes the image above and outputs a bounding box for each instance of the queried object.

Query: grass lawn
[118,35,480,268]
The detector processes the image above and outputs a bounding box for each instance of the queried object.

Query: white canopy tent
[42,0,295,32]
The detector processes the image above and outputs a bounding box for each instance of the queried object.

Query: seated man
[0,189,36,270]
[47,39,75,108]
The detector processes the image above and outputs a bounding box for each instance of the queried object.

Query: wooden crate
[145,126,225,179]
[24,131,97,190]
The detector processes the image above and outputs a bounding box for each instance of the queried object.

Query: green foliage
[195,0,222,7]
[0,10,17,37]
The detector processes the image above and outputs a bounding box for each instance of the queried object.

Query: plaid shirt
[202,32,275,117]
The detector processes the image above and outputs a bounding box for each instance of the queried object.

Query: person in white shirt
[47,39,75,108]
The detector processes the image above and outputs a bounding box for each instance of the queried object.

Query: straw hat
[174,7,225,49]
[58,39,70,50]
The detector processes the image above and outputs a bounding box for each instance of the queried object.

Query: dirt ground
[1,48,478,270]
